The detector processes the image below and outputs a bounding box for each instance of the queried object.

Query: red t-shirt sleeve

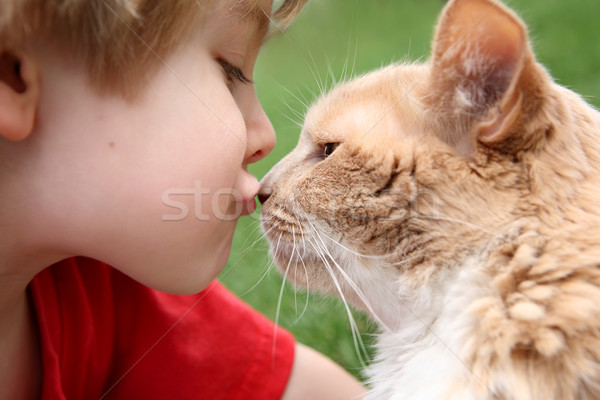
[29,257,295,399]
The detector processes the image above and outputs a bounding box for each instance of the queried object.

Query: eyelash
[217,58,253,85]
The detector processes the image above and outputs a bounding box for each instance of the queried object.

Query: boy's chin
[144,273,217,296]
[130,253,230,295]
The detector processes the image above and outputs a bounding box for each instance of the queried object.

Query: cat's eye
[323,143,339,158]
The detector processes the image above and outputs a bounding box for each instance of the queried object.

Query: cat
[259,0,600,398]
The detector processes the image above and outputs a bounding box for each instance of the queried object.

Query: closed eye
[217,58,253,85]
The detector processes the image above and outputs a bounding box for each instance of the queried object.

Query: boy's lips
[235,170,260,216]
[238,196,257,216]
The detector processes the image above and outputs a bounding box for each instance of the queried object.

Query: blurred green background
[219,0,600,380]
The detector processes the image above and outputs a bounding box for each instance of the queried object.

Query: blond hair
[0,0,307,97]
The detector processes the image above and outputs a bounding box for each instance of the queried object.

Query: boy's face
[29,0,276,293]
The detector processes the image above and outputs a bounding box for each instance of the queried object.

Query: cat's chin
[270,244,342,294]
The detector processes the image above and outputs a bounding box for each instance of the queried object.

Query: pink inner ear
[429,0,528,151]
[478,89,523,141]
[432,0,527,97]
[434,0,525,71]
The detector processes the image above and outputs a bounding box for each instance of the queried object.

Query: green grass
[219,0,600,380]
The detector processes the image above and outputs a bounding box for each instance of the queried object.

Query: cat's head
[259,0,592,324]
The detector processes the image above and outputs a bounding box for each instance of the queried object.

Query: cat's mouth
[262,220,303,243]
[261,203,330,282]
[261,200,305,236]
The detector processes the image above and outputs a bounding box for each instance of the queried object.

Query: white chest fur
[366,256,495,400]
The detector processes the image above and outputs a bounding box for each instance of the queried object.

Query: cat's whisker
[279,111,303,129]
[341,6,359,83]
[277,98,304,127]
[297,222,308,259]
[278,95,305,119]
[267,231,286,357]
[230,220,263,254]
[287,198,310,260]
[260,221,281,239]
[340,35,350,83]
[265,15,326,103]
[233,224,280,295]
[277,83,310,112]
[220,223,268,278]
[279,212,312,324]
[306,237,370,367]
[290,226,301,317]
[300,82,319,105]
[311,226,391,333]
[292,240,311,325]
[270,231,284,272]
[385,255,423,268]
[305,47,325,97]
[306,224,490,389]
[242,222,273,250]
[326,60,337,89]
[350,34,358,81]
[296,84,311,105]
[273,229,296,352]
[319,231,391,260]
[278,98,304,121]
[240,256,275,296]
[291,219,310,286]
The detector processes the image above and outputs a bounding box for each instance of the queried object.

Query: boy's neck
[0,274,42,398]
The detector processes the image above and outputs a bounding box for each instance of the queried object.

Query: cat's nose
[257,188,272,205]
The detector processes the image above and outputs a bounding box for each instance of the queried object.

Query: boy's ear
[0,50,40,141]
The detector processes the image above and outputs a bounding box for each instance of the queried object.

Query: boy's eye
[217,58,253,86]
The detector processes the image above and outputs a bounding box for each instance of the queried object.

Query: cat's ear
[427,0,537,156]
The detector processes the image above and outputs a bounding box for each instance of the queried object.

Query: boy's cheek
[108,211,237,293]
[156,172,241,220]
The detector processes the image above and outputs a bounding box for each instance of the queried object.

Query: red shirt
[29,257,295,399]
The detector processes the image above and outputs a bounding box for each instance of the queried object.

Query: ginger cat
[259,0,600,398]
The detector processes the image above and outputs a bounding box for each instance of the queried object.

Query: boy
[0,0,366,398]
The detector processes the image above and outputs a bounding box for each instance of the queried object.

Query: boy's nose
[244,97,276,165]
